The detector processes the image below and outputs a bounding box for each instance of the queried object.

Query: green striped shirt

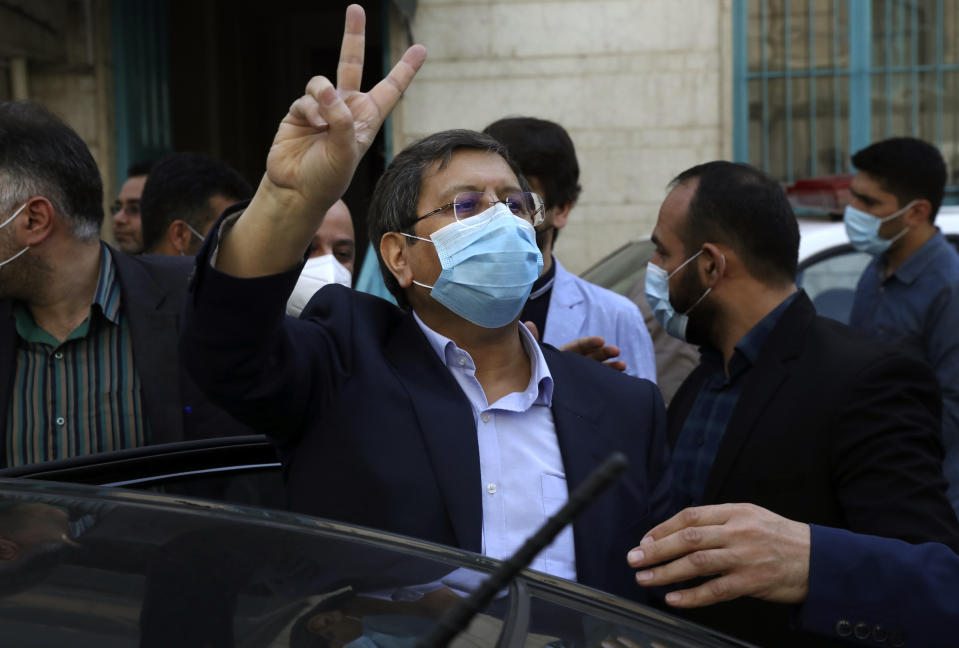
[6,245,149,466]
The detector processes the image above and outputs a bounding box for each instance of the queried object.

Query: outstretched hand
[523,323,627,372]
[218,4,426,278]
[626,503,811,608]
[266,5,426,212]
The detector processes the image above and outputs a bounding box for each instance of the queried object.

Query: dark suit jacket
[666,292,959,647]
[800,525,958,648]
[180,231,672,601]
[0,246,250,465]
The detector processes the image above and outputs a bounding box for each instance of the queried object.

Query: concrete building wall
[0,0,115,241]
[389,0,735,272]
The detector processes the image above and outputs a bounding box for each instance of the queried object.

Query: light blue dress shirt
[412,312,577,581]
[849,230,959,513]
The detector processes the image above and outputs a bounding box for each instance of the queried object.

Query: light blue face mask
[404,202,544,328]
[644,249,714,342]
[843,200,915,256]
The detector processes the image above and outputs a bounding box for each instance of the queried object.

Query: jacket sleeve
[615,300,657,383]
[178,214,351,440]
[798,524,959,647]
[830,351,959,550]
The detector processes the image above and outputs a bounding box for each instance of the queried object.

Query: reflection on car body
[0,444,756,647]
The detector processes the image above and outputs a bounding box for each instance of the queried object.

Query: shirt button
[854,622,870,640]
[457,356,466,366]
[55,416,65,426]
[486,483,498,495]
[835,620,852,637]
[481,412,491,423]
[54,351,63,360]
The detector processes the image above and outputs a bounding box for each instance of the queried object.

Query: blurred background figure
[844,137,959,516]
[140,153,252,256]
[484,117,656,381]
[110,160,153,255]
[287,200,355,317]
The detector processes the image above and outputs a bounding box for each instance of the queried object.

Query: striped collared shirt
[6,245,149,466]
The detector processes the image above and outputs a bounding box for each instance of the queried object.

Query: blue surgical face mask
[404,202,543,328]
[843,200,915,256]
[644,249,715,341]
[0,202,30,268]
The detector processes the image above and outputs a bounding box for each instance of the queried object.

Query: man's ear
[380,232,413,289]
[0,537,20,562]
[17,197,57,246]
[550,202,573,231]
[168,220,194,255]
[699,242,728,285]
[906,199,933,226]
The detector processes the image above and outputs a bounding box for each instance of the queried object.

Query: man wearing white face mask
[845,137,959,516]
[287,200,355,317]
[641,160,959,648]
[181,6,670,604]
[0,101,251,467]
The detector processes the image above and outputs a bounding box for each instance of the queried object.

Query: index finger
[640,504,737,544]
[366,44,427,118]
[337,4,366,93]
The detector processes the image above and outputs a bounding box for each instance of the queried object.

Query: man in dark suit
[641,160,959,645]
[0,100,249,467]
[629,502,959,648]
[180,6,670,601]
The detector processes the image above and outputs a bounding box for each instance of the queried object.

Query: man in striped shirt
[0,101,249,467]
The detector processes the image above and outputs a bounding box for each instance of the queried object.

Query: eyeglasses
[413,191,546,227]
[110,201,140,217]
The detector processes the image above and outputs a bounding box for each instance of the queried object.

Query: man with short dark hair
[181,6,670,601]
[646,160,959,647]
[844,137,959,514]
[0,101,249,466]
[140,153,252,256]
[483,117,655,380]
[111,160,152,254]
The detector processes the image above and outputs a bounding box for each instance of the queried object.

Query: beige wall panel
[393,0,734,273]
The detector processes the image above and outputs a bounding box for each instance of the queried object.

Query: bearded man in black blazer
[643,161,959,647]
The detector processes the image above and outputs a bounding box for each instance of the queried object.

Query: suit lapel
[111,251,184,444]
[543,261,587,346]
[382,313,482,553]
[545,347,623,586]
[701,294,814,503]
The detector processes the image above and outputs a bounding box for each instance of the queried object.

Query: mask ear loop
[400,232,435,290]
[881,199,917,246]
[682,251,725,316]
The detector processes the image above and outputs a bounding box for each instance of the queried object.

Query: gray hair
[0,101,104,241]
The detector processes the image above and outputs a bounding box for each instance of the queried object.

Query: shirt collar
[701,291,797,379]
[411,311,554,407]
[883,229,949,285]
[733,291,797,365]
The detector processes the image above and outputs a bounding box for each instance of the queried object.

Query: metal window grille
[734,0,959,195]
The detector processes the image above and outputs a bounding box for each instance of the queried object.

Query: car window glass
[523,590,748,648]
[0,484,509,648]
[134,467,287,511]
[797,247,872,324]
[580,241,654,297]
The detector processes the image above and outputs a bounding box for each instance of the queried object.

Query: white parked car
[580,208,959,325]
